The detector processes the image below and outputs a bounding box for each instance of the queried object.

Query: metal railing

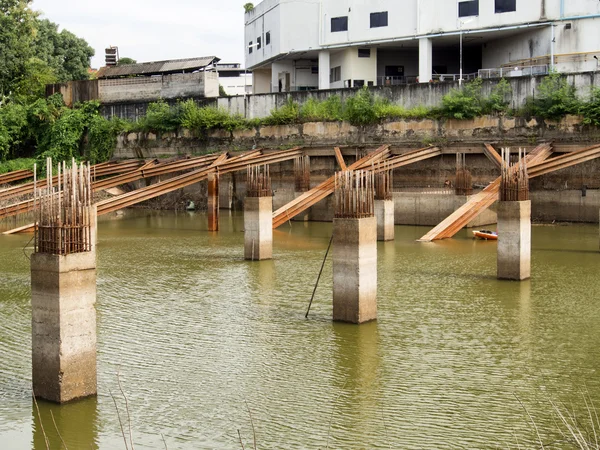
[478,65,549,79]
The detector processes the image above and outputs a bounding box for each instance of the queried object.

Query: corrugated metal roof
[96,56,220,79]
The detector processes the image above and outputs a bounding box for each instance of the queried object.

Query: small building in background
[47,56,221,107]
[217,63,253,96]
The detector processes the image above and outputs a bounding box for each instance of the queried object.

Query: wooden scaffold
[246,164,272,198]
[34,158,93,255]
[374,162,393,201]
[294,155,310,192]
[455,153,473,196]
[500,148,529,202]
[334,170,375,218]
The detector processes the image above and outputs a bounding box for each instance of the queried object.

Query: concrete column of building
[32,249,97,403]
[497,200,531,281]
[333,216,378,323]
[208,172,219,232]
[418,37,433,83]
[244,196,273,260]
[375,199,394,241]
[318,50,331,90]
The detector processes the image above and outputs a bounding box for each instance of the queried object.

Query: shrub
[580,87,600,127]
[179,100,246,132]
[533,72,579,119]
[344,87,378,125]
[263,98,299,125]
[299,96,343,122]
[138,100,180,133]
[484,78,512,114]
[440,78,484,120]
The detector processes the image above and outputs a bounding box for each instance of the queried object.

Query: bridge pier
[32,160,97,403]
[333,170,377,323]
[497,200,531,280]
[208,172,219,232]
[244,197,273,260]
[244,165,272,261]
[32,251,97,403]
[375,199,394,241]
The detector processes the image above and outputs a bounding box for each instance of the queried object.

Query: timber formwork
[272,145,442,229]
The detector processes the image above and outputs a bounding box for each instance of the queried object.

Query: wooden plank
[2,223,35,235]
[418,143,553,242]
[271,145,444,229]
[483,143,503,169]
[334,147,347,171]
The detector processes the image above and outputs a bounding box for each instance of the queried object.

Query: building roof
[96,56,220,79]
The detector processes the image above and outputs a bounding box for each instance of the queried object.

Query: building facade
[217,63,253,96]
[244,0,600,94]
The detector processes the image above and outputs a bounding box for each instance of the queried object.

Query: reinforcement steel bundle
[246,164,272,198]
[500,148,530,202]
[334,170,375,219]
[374,162,393,201]
[455,153,473,196]
[294,155,310,192]
[34,158,92,255]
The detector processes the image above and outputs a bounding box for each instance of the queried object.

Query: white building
[217,63,253,96]
[244,0,600,94]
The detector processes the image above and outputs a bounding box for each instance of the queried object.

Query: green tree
[0,0,36,96]
[32,19,94,82]
[117,57,137,65]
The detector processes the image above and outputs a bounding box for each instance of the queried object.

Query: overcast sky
[32,0,247,69]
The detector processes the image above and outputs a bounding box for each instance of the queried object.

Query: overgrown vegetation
[2,71,600,168]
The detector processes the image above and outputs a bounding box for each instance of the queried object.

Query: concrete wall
[98,72,218,104]
[100,72,600,122]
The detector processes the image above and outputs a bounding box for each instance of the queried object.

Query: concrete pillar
[333,217,377,323]
[375,199,394,241]
[219,175,233,210]
[418,37,433,83]
[90,205,98,251]
[497,200,531,281]
[31,251,97,403]
[319,50,331,90]
[244,196,273,260]
[208,172,219,232]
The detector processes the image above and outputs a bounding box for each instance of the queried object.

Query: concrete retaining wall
[113,115,600,159]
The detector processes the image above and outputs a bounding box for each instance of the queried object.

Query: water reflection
[32,397,98,449]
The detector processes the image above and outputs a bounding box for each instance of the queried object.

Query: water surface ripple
[1,211,600,448]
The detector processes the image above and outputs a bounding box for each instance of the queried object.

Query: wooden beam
[334,147,347,171]
[483,143,503,169]
[418,143,553,242]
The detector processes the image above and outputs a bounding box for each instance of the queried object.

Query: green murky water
[1,210,600,449]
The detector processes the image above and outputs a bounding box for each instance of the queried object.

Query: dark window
[358,48,371,58]
[330,66,341,83]
[385,66,404,77]
[331,16,348,32]
[311,66,319,74]
[257,37,262,50]
[266,31,271,45]
[353,80,365,88]
[458,0,479,17]
[495,0,516,13]
[367,81,374,87]
[433,65,448,74]
[370,11,388,28]
[248,41,253,54]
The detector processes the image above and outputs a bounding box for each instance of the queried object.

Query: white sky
[32,0,247,69]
